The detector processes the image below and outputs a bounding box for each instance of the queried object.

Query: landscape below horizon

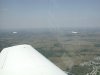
[0,28,100,75]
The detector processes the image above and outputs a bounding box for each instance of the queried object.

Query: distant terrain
[0,28,100,75]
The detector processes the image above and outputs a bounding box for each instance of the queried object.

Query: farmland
[0,28,100,75]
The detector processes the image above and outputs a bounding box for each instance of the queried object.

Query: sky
[0,0,100,30]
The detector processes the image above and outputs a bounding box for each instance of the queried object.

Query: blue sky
[0,0,100,29]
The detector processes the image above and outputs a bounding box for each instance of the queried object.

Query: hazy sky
[0,0,100,29]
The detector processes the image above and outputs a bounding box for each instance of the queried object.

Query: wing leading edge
[0,44,67,75]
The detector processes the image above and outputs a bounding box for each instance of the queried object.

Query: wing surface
[0,44,67,75]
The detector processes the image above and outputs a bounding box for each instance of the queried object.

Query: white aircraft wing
[0,44,67,75]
